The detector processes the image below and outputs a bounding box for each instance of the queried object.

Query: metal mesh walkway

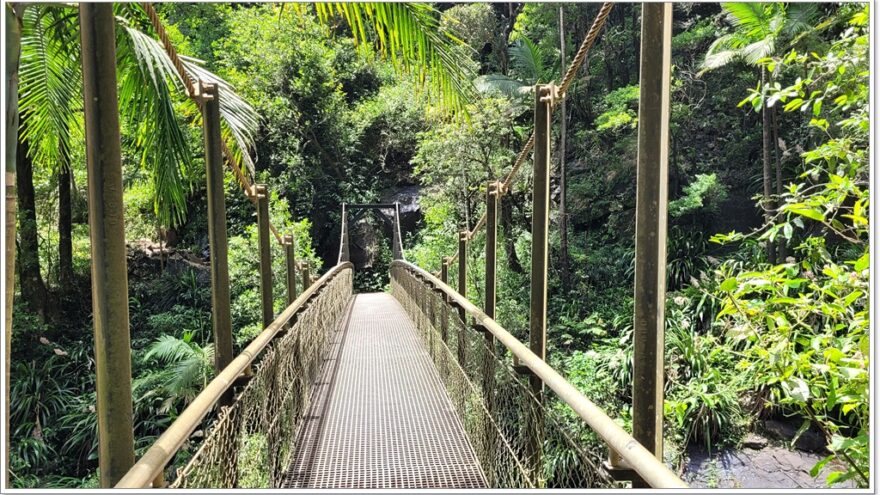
[283,293,486,489]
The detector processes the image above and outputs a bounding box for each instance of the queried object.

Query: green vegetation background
[9,2,869,488]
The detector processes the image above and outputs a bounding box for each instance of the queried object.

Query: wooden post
[485,182,500,320]
[301,262,311,292]
[483,181,501,461]
[392,202,403,260]
[5,7,24,488]
[284,234,297,306]
[339,204,350,263]
[525,83,553,478]
[457,231,468,319]
[440,258,450,343]
[79,4,135,486]
[457,231,468,365]
[256,184,273,329]
[200,82,234,377]
[631,3,672,486]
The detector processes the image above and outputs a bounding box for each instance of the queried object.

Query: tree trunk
[761,67,776,264]
[5,4,25,487]
[16,138,46,319]
[558,6,571,292]
[501,193,523,274]
[772,106,786,261]
[631,7,639,84]
[58,165,73,291]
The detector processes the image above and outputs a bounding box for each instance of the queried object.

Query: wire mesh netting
[391,264,616,489]
[168,267,353,488]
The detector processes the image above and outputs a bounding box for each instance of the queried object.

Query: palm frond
[313,2,476,117]
[18,5,80,173]
[722,3,772,38]
[782,3,819,39]
[474,74,531,100]
[116,24,193,228]
[170,343,213,398]
[699,33,741,73]
[508,37,545,85]
[180,56,260,177]
[143,334,194,364]
[741,36,775,65]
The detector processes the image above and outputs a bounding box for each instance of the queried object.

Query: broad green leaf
[720,278,738,292]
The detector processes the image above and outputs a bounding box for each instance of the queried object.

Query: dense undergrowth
[9,2,869,488]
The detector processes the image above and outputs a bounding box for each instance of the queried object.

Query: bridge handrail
[116,262,354,488]
[391,260,687,489]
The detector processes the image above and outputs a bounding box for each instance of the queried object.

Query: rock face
[762,419,826,452]
[684,444,856,489]
[741,433,769,450]
[381,185,422,236]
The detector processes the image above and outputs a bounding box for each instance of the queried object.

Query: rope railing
[443,3,613,268]
[116,263,354,488]
[391,261,687,489]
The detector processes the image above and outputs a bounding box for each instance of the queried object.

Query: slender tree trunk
[604,40,615,92]
[5,4,25,487]
[761,67,776,264]
[772,106,786,260]
[59,165,73,291]
[501,193,523,273]
[631,7,639,85]
[16,139,46,319]
[558,6,570,291]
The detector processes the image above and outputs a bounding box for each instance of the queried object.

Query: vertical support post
[457,231,468,320]
[457,231,468,366]
[391,202,403,260]
[440,258,450,343]
[485,182,500,320]
[200,82,235,379]
[525,83,553,479]
[483,182,501,461]
[631,3,672,487]
[4,8,22,486]
[284,234,297,306]
[256,184,273,329]
[79,4,135,486]
[339,204,350,263]
[301,262,311,292]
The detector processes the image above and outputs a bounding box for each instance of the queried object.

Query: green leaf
[853,253,869,271]
[810,454,834,477]
[784,377,810,402]
[786,205,826,222]
[783,97,804,112]
[720,278,738,292]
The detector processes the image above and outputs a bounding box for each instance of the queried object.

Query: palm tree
[14,4,259,311]
[143,332,215,406]
[18,3,259,230]
[474,35,555,106]
[700,2,818,263]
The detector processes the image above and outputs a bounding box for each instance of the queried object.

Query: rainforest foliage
[9,2,869,488]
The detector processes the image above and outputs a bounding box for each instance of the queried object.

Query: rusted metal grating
[284,293,486,489]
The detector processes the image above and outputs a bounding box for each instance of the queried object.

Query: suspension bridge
[43,2,687,489]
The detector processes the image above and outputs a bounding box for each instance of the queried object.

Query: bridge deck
[283,293,486,489]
